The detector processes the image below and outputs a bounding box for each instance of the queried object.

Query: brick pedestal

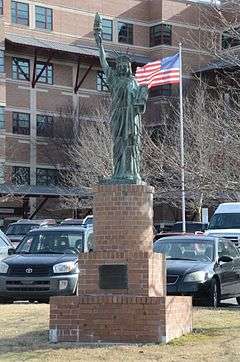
[49,184,192,343]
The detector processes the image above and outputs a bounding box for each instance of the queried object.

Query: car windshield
[16,230,85,254]
[154,239,215,262]
[209,213,240,229]
[6,224,39,236]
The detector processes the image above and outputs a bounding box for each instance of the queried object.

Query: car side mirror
[218,255,233,263]
[8,248,15,255]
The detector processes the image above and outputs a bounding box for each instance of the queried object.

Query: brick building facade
[0,0,227,221]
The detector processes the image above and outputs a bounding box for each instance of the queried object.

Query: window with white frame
[36,62,53,84]
[35,6,53,30]
[0,0,3,15]
[118,22,133,44]
[36,114,53,137]
[0,162,4,184]
[0,106,5,129]
[0,50,4,73]
[12,57,30,81]
[36,168,60,186]
[102,19,113,41]
[12,166,30,185]
[150,24,172,47]
[11,1,29,26]
[12,112,30,135]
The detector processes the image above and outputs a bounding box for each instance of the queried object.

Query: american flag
[135,53,180,89]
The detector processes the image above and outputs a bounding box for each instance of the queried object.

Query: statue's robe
[106,68,147,181]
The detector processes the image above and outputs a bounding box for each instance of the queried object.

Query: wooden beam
[74,63,94,93]
[32,52,53,87]
[31,49,37,88]
[74,56,81,94]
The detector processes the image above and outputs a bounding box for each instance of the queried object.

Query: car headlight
[53,261,76,274]
[0,262,9,274]
[184,271,208,283]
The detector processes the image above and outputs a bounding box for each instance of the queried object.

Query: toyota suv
[0,225,93,303]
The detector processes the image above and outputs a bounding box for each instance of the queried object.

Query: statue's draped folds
[94,13,148,183]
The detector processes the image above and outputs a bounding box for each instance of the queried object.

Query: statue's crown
[113,50,131,63]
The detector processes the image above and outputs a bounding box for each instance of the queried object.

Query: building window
[0,106,5,129]
[0,162,4,184]
[35,6,53,30]
[0,50,4,73]
[102,19,113,41]
[149,84,172,97]
[118,22,133,44]
[12,112,30,135]
[222,28,240,49]
[0,0,3,15]
[150,24,172,47]
[96,71,108,92]
[36,62,53,84]
[11,1,29,26]
[37,114,53,137]
[12,57,30,81]
[12,166,30,185]
[36,168,59,186]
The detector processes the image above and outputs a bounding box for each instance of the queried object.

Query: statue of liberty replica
[94,13,148,183]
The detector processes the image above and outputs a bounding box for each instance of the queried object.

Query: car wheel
[207,278,220,308]
[236,297,240,305]
[37,298,49,304]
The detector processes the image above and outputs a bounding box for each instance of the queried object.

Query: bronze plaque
[99,265,128,289]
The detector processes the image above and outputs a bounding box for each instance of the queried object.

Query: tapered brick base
[49,184,192,343]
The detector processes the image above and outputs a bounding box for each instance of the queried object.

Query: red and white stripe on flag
[135,54,180,89]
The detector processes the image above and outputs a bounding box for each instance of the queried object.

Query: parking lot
[0,301,239,362]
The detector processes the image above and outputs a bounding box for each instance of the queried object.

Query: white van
[205,202,240,247]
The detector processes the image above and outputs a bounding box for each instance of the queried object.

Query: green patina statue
[94,13,148,183]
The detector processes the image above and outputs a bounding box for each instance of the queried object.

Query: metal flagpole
[179,42,186,233]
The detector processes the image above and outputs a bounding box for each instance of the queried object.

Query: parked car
[60,218,83,226]
[5,219,56,247]
[153,232,193,243]
[82,215,93,227]
[0,225,93,303]
[205,202,240,248]
[60,215,93,227]
[153,235,240,307]
[0,231,14,261]
[172,222,208,233]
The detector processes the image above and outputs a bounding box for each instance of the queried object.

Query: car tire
[236,297,240,305]
[206,278,220,308]
[37,298,49,304]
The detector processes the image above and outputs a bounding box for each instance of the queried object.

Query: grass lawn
[0,303,239,361]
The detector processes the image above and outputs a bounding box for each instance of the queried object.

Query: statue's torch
[94,12,102,42]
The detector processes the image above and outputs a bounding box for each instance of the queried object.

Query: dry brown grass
[0,303,239,361]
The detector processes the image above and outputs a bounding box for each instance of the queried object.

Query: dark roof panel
[5,34,149,64]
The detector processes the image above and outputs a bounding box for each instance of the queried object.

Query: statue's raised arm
[94,13,109,75]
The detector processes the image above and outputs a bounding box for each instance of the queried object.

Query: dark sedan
[153,235,240,307]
